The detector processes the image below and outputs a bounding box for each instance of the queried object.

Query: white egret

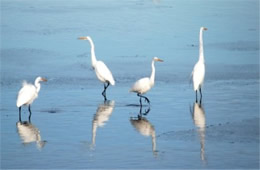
[16,77,47,121]
[78,36,115,101]
[191,27,207,102]
[130,57,163,106]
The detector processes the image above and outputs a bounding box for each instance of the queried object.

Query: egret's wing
[95,61,115,85]
[192,62,205,90]
[130,77,150,93]
[190,62,200,85]
[17,84,37,107]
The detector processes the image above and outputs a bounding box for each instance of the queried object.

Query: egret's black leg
[28,105,32,122]
[139,95,142,106]
[137,94,150,105]
[199,87,202,101]
[102,84,106,98]
[195,90,198,103]
[19,107,22,122]
[102,82,110,101]
[144,96,150,105]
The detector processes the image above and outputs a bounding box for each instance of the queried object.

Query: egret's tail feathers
[110,79,115,86]
[16,98,24,107]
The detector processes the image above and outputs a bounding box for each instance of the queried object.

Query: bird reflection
[130,106,157,156]
[190,101,206,163]
[91,100,115,147]
[16,121,46,150]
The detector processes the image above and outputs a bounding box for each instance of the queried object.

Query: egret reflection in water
[190,101,206,163]
[130,106,157,156]
[91,100,115,147]
[16,121,47,150]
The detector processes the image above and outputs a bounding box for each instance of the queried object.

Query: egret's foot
[144,97,150,105]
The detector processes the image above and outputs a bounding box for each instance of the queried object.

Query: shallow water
[1,0,259,169]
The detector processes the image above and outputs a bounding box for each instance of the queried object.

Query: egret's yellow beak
[78,37,88,40]
[41,78,47,82]
[155,58,163,62]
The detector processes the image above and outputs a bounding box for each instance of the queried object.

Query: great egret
[16,77,47,121]
[191,27,207,102]
[130,57,163,106]
[78,36,115,101]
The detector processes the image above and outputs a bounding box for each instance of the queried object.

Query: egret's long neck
[150,60,155,85]
[88,39,97,67]
[199,29,205,62]
[34,80,41,93]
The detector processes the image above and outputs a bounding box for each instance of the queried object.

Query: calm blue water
[1,0,259,169]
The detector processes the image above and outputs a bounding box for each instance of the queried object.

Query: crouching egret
[16,77,47,121]
[78,36,115,101]
[191,27,207,102]
[130,57,163,106]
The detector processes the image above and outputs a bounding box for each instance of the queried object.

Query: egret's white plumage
[95,61,115,86]
[130,57,163,105]
[191,27,207,100]
[130,77,151,95]
[16,77,47,121]
[78,36,115,100]
[17,77,47,107]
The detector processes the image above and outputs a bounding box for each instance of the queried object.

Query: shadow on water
[91,100,115,149]
[190,101,207,164]
[16,121,47,150]
[130,106,158,157]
